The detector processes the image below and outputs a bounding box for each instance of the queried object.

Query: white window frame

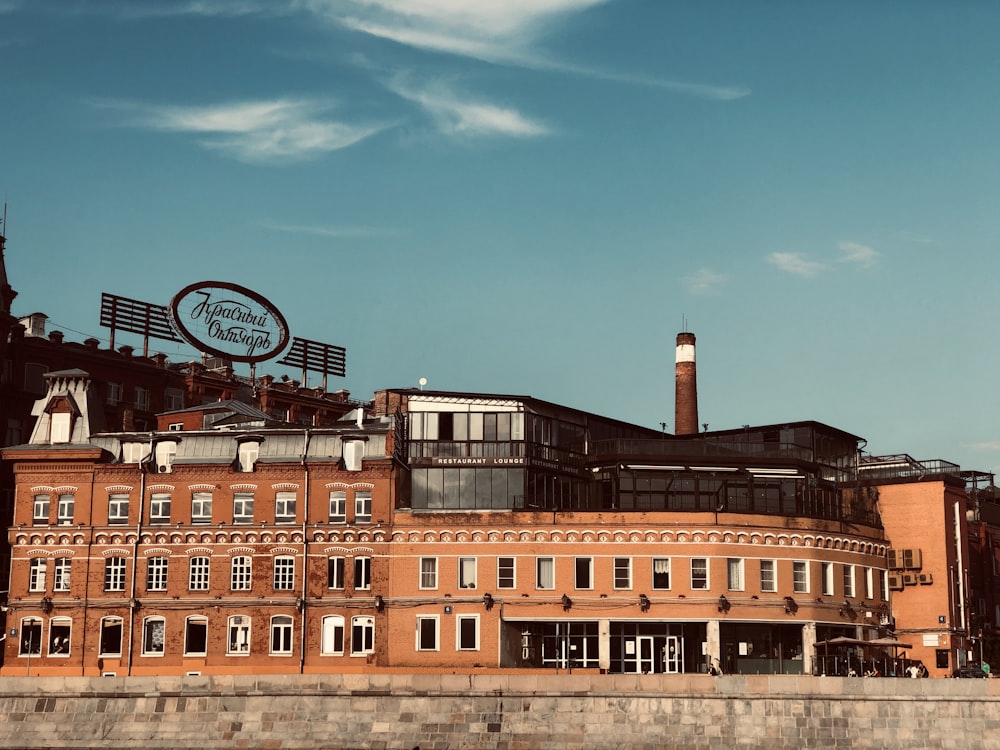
[652,557,671,590]
[19,618,42,655]
[53,557,71,592]
[104,557,126,592]
[141,616,166,656]
[134,385,150,411]
[574,557,593,590]
[29,558,47,593]
[50,412,72,443]
[416,615,440,652]
[184,615,208,656]
[275,491,296,524]
[458,557,477,589]
[108,494,129,525]
[191,492,212,525]
[327,556,345,589]
[864,566,874,600]
[321,615,345,655]
[188,556,210,591]
[354,556,371,590]
[843,564,855,599]
[32,494,50,525]
[99,617,123,657]
[760,559,777,593]
[351,616,375,656]
[691,558,709,590]
[822,562,835,596]
[354,490,372,524]
[147,556,168,592]
[231,556,252,591]
[793,561,809,594]
[328,491,346,523]
[456,614,480,651]
[419,557,438,590]
[498,557,516,589]
[613,558,633,590]
[227,615,251,655]
[233,492,254,524]
[48,617,72,657]
[273,556,295,590]
[106,382,123,405]
[269,615,294,655]
[536,557,555,590]
[56,494,74,525]
[149,493,171,525]
[727,558,745,592]
[237,441,259,472]
[154,441,177,473]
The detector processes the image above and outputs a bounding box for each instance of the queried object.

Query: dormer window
[44,395,78,444]
[154,440,178,474]
[236,437,263,473]
[342,437,368,472]
[122,442,150,464]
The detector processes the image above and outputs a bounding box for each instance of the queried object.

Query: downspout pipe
[126,435,153,676]
[298,429,312,674]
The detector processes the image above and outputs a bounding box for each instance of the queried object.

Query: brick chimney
[674,332,699,435]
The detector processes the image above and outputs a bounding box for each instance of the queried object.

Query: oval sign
[170,281,290,363]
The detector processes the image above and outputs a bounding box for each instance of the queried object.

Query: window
[106,382,123,405]
[231,556,252,591]
[327,557,345,589]
[328,491,346,523]
[843,564,855,598]
[613,558,632,590]
[51,412,72,443]
[233,493,254,524]
[498,557,516,589]
[354,556,371,590]
[191,492,212,525]
[149,493,171,525]
[227,615,251,655]
[760,560,777,593]
[99,617,123,657]
[273,556,295,590]
[574,557,593,590]
[154,440,177,473]
[189,556,210,591]
[19,618,42,655]
[32,494,50,525]
[275,491,296,524]
[822,562,834,596]
[56,494,74,525]
[321,615,345,655]
[419,557,438,589]
[351,616,374,655]
[270,615,293,655]
[134,386,150,410]
[457,615,479,651]
[146,556,168,591]
[865,567,874,600]
[142,617,165,655]
[536,557,555,590]
[29,558,47,592]
[691,558,709,590]
[793,561,809,594]
[53,558,72,592]
[122,442,149,464]
[355,491,372,524]
[184,616,208,656]
[48,618,72,656]
[652,558,671,590]
[343,438,365,471]
[104,557,126,591]
[108,494,129,525]
[237,440,259,472]
[727,559,744,591]
[416,615,439,651]
[165,387,184,411]
[459,557,477,589]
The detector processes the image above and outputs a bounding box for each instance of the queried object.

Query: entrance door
[663,635,683,673]
[637,636,656,674]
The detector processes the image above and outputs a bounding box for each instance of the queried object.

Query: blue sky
[2,0,999,474]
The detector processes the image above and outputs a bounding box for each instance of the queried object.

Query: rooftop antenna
[418,377,427,391]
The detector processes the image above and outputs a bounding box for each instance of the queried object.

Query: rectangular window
[865,567,874,600]
[536,557,555,590]
[843,564,855,598]
[419,557,438,589]
[147,556,168,591]
[416,615,439,651]
[273,556,295,590]
[321,615,345,655]
[233,492,254,524]
[56,494,74,525]
[652,558,671,590]
[613,558,632,590]
[231,556,252,591]
[106,382,122,405]
[99,618,123,657]
[227,615,251,655]
[142,618,165,655]
[165,387,184,411]
[458,557,477,589]
[275,491,296,524]
[19,619,42,655]
[793,561,809,594]
[270,615,293,655]
[574,557,593,590]
[53,558,72,592]
[104,557,126,591]
[51,412,71,443]
[134,386,150,410]
[457,615,479,651]
[29,558,47,592]
[237,441,259,472]
[691,558,709,590]
[184,617,208,656]
[354,490,372,524]
[189,556,210,590]
[351,616,374,655]
[327,557,345,589]
[49,619,71,656]
[498,557,516,589]
[760,560,777,593]
[328,491,346,523]
[108,494,129,525]
[191,492,212,525]
[149,493,171,525]
[354,557,371,590]
[822,562,834,596]
[32,494,50,525]
[727,559,744,591]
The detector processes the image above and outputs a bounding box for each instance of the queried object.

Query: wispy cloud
[261,221,395,238]
[94,97,387,163]
[767,252,827,278]
[387,77,549,137]
[838,241,879,268]
[966,441,1000,453]
[683,268,728,295]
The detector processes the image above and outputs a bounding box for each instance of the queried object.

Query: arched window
[99,617,123,657]
[48,617,72,657]
[321,615,345,655]
[350,616,374,656]
[142,616,165,655]
[270,615,293,655]
[19,618,42,656]
[227,615,251,655]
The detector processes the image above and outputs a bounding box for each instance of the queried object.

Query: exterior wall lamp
[784,596,798,615]
[639,594,651,612]
[561,594,572,611]
[717,595,730,614]
[483,593,494,611]
[375,595,385,613]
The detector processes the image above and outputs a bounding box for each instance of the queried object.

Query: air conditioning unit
[887,549,903,570]
[887,572,905,591]
[902,572,918,586]
[157,464,172,473]
[902,548,922,570]
[918,573,933,585]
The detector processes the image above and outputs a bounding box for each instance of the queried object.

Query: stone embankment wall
[0,673,999,749]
